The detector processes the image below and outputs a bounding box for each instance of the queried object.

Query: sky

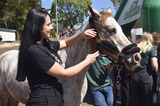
[42,0,116,23]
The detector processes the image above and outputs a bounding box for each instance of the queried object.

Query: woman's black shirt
[25,41,62,90]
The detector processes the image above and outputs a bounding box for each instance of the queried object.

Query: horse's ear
[106,7,112,13]
[88,5,101,19]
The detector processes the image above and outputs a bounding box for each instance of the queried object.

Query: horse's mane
[72,21,90,36]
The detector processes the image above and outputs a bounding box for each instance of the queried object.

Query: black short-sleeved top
[25,41,61,90]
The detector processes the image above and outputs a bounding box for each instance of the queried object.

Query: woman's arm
[151,57,158,74]
[59,29,97,49]
[46,51,99,80]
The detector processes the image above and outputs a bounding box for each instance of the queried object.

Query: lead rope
[115,66,122,90]
[113,65,123,105]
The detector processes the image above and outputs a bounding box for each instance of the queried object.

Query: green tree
[0,0,41,40]
[50,0,92,28]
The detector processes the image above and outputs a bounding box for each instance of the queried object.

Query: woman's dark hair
[16,8,60,81]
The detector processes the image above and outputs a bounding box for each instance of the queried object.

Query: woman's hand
[85,51,99,64]
[82,29,97,39]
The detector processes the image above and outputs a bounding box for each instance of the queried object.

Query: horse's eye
[108,28,116,34]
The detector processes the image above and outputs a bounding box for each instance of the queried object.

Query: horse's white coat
[0,50,29,106]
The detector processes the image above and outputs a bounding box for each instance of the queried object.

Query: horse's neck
[63,38,93,86]
[64,22,96,80]
[65,22,93,67]
[65,38,93,68]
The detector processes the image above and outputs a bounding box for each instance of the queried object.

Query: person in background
[69,28,73,36]
[130,32,159,106]
[66,29,70,37]
[16,8,99,106]
[151,67,159,105]
[58,31,62,39]
[152,33,160,105]
[119,67,132,106]
[86,54,114,106]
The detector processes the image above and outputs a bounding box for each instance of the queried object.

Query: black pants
[130,68,153,106]
[120,67,132,106]
[26,85,64,106]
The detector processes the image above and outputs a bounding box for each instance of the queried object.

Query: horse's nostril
[135,54,139,61]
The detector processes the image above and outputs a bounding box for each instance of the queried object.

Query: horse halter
[89,17,140,66]
[89,17,119,54]
[89,17,120,64]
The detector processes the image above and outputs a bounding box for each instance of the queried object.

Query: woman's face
[41,15,53,39]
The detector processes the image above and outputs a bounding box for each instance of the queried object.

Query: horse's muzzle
[133,53,141,64]
[122,52,141,71]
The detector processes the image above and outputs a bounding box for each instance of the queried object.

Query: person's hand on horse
[82,29,97,39]
[85,51,99,64]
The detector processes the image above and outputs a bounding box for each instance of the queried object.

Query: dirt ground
[0,46,19,54]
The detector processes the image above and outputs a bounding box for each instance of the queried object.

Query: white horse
[0,5,141,106]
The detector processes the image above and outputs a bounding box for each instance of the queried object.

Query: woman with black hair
[16,8,99,106]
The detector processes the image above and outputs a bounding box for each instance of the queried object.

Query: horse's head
[88,5,141,71]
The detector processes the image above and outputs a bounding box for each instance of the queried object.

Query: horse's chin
[122,53,141,71]
[125,62,140,71]
[125,65,136,71]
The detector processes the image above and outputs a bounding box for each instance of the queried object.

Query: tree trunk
[16,9,19,41]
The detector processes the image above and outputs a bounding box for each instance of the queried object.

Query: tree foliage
[0,0,41,40]
[50,0,92,28]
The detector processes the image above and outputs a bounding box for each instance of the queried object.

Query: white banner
[117,0,144,25]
